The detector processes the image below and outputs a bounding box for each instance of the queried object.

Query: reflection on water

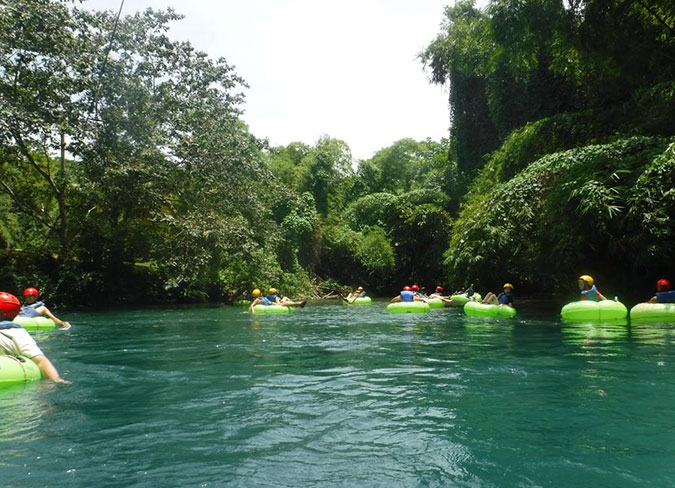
[0,382,49,435]
[630,322,675,345]
[562,320,629,341]
[561,321,630,364]
[0,381,59,465]
[1,302,675,486]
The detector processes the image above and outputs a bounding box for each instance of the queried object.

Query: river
[2,300,674,487]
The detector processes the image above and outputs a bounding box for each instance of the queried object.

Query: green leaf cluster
[422,0,675,179]
[447,137,674,293]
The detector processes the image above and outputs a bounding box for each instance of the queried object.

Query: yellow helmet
[252,289,261,297]
[357,286,363,291]
[268,288,278,294]
[503,283,514,290]
[578,275,594,286]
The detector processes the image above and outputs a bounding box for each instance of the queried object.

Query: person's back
[0,318,22,330]
[656,290,675,303]
[578,275,605,302]
[652,279,675,303]
[580,285,601,301]
[400,289,414,302]
[265,287,280,304]
[249,289,271,308]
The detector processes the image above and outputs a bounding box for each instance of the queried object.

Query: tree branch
[39,137,53,178]
[634,0,675,35]
[10,126,61,197]
[0,180,53,228]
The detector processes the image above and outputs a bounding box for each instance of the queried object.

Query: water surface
[2,301,674,487]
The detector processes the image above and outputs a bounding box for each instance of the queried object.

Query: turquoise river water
[2,300,675,487]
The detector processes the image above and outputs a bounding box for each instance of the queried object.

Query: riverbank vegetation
[1,0,673,306]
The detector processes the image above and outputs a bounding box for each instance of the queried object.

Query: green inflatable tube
[426,298,445,309]
[13,316,56,331]
[250,304,292,314]
[560,300,628,321]
[464,301,516,318]
[0,355,42,386]
[342,297,372,305]
[387,301,430,314]
[630,302,675,322]
[450,293,482,304]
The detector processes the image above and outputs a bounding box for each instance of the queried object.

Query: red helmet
[403,286,412,291]
[436,286,443,292]
[23,287,39,296]
[411,285,419,291]
[657,279,671,291]
[0,292,21,320]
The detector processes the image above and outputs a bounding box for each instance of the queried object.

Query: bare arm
[32,354,69,383]
[249,298,261,313]
[36,306,71,329]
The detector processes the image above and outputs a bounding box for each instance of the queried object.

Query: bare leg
[482,292,498,305]
[32,355,68,384]
[280,297,307,308]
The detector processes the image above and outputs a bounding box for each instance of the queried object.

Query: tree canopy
[1,0,673,304]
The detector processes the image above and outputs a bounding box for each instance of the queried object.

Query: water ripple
[2,303,675,486]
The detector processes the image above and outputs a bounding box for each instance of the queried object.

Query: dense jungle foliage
[0,0,673,306]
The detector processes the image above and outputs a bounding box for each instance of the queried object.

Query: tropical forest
[1,0,674,307]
